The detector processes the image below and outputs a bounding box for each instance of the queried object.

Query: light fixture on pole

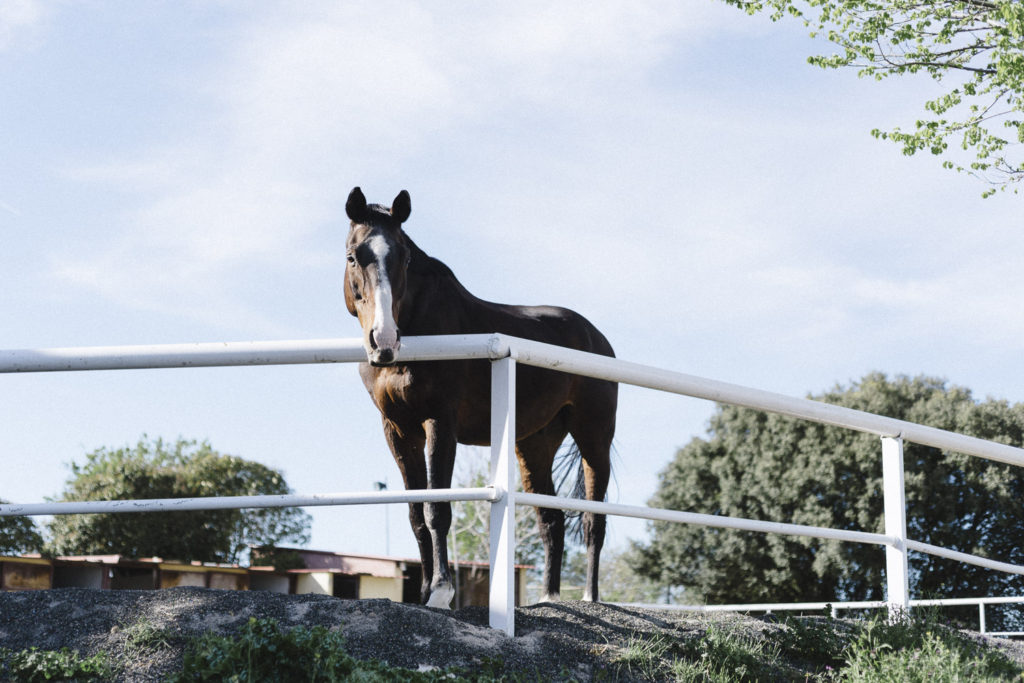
[373,480,390,556]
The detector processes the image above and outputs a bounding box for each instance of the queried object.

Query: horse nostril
[369,329,378,350]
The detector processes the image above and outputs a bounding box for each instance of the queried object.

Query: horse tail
[553,439,618,543]
[552,441,585,542]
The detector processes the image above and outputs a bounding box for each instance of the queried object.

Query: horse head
[344,187,413,366]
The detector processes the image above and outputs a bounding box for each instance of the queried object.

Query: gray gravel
[2,588,1023,681]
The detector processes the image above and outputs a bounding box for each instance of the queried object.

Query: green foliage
[47,437,311,563]
[840,612,1022,681]
[169,617,520,682]
[0,646,112,682]
[601,546,678,604]
[606,611,1023,682]
[671,625,785,682]
[249,546,307,571]
[634,374,1024,613]
[611,632,677,680]
[609,624,788,682]
[0,499,44,555]
[720,0,1024,194]
[121,617,179,654]
[775,614,846,672]
[170,617,387,682]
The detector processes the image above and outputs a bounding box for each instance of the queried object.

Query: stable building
[1,550,529,609]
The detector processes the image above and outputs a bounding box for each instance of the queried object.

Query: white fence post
[489,356,517,636]
[979,603,987,634]
[882,436,910,620]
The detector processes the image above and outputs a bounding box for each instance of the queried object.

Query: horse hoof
[426,583,455,609]
[540,592,561,603]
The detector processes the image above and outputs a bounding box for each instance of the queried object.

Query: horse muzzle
[367,328,401,366]
[369,348,397,367]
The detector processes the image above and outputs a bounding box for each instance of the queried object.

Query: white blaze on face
[367,235,400,356]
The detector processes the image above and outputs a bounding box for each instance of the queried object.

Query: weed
[121,617,178,653]
[612,632,675,680]
[608,624,793,682]
[167,616,530,683]
[775,614,846,672]
[0,645,112,682]
[840,615,1022,682]
[168,617,416,682]
[675,625,787,682]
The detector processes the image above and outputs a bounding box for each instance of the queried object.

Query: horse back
[476,302,615,359]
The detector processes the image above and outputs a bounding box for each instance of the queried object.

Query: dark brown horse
[343,187,617,607]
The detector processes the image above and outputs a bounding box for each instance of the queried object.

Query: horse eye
[346,253,356,264]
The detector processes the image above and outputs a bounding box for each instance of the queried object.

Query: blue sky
[2,1,1022,563]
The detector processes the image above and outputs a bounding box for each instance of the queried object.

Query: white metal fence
[617,596,1024,638]
[3,333,1024,637]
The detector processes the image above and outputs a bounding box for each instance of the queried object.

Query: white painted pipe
[0,487,498,517]
[911,595,1024,606]
[494,334,1024,469]
[616,596,1024,613]
[0,335,498,373]
[514,492,893,547]
[5,332,1024,469]
[616,600,889,613]
[906,539,1024,576]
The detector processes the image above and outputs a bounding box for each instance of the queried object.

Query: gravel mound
[2,588,1023,681]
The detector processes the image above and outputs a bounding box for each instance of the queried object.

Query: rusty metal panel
[110,566,156,590]
[2,561,52,590]
[208,571,248,591]
[160,570,206,588]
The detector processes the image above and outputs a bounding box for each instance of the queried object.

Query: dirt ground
[2,587,1023,681]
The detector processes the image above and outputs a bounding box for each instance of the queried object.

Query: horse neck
[398,235,481,334]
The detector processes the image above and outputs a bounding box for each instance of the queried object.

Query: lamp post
[373,480,390,556]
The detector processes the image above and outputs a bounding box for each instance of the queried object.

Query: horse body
[343,187,617,607]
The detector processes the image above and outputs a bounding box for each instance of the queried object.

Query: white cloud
[43,0,1024,362]
[50,1,735,332]
[0,0,45,51]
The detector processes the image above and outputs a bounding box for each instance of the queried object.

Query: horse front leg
[380,419,434,603]
[423,418,457,608]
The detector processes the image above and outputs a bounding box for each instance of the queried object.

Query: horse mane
[404,232,470,293]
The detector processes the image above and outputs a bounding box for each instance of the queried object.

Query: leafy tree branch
[723,0,1024,194]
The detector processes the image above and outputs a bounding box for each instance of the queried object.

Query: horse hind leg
[569,393,616,602]
[515,415,570,602]
[580,458,609,602]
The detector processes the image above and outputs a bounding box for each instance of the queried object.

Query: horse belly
[455,362,576,446]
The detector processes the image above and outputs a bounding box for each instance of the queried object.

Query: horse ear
[346,187,368,223]
[391,190,411,224]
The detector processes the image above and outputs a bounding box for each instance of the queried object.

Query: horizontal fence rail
[6,333,1018,467]
[0,335,502,373]
[513,492,893,548]
[615,596,1024,636]
[4,333,1024,637]
[498,336,1024,469]
[0,487,497,517]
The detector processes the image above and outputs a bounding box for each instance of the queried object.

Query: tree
[47,437,311,563]
[450,446,595,603]
[633,374,1024,616]
[450,447,545,567]
[723,0,1024,195]
[0,501,44,555]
